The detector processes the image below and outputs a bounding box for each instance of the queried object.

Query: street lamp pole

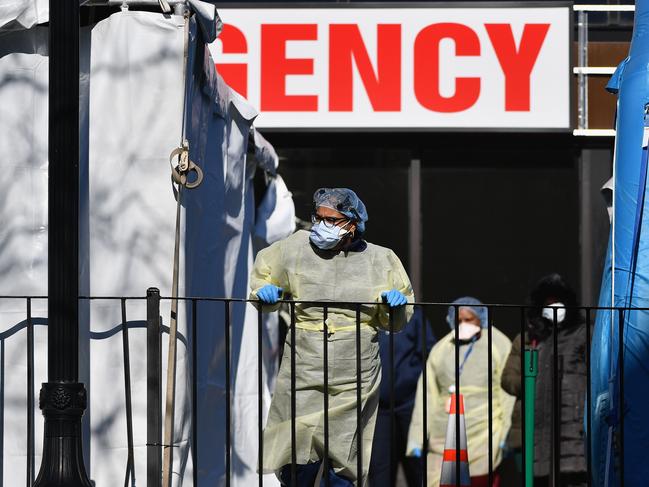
[34,0,91,485]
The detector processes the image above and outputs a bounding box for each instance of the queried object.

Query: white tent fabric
[602,175,614,223]
[252,128,279,176]
[87,11,191,486]
[254,175,296,247]
[0,0,221,33]
[0,9,287,486]
[0,0,48,30]
[0,26,50,485]
[250,128,295,247]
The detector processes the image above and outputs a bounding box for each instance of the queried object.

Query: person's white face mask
[542,302,566,323]
[309,221,350,250]
[458,321,481,340]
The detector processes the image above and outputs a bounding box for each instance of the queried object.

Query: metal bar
[408,159,422,299]
[573,5,635,11]
[110,296,649,311]
[84,0,187,5]
[225,301,232,487]
[579,151,594,308]
[586,308,592,487]
[618,309,624,487]
[577,9,589,130]
[122,299,136,487]
[192,299,198,487]
[573,67,617,75]
[323,305,330,487]
[27,298,34,487]
[421,306,428,487]
[520,307,527,486]
[487,305,493,485]
[146,288,162,487]
[573,129,617,137]
[48,0,80,385]
[455,304,460,487]
[356,304,363,485]
[37,2,90,479]
[389,307,396,485]
[257,305,264,487]
[552,309,560,486]
[290,302,297,486]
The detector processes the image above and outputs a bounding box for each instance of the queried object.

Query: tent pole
[34,1,91,486]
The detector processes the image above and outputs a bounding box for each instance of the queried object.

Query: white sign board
[211,5,571,130]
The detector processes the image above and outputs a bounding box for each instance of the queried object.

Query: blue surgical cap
[313,188,368,233]
[446,296,488,329]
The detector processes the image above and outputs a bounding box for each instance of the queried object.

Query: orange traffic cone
[439,393,471,487]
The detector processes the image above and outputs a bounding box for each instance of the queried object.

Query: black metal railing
[0,292,631,486]
[0,296,47,487]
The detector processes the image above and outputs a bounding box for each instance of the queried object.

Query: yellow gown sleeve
[249,239,288,312]
[406,349,439,455]
[376,249,415,332]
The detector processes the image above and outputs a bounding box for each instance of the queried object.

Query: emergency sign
[210,6,571,130]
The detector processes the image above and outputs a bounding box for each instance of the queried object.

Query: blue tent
[591,1,649,485]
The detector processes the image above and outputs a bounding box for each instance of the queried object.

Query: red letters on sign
[328,24,401,111]
[414,23,481,113]
[216,24,248,97]
[485,23,550,111]
[214,17,555,117]
[261,24,318,112]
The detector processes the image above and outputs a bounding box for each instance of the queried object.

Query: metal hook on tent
[169,140,203,190]
[158,0,172,14]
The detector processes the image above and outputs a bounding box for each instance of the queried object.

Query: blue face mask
[309,221,350,250]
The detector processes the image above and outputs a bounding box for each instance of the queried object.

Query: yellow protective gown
[406,328,515,486]
[250,230,414,485]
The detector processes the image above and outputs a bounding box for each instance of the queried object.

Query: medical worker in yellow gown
[250,188,414,486]
[406,297,515,486]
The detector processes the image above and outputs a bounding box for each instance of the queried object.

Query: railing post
[524,349,539,487]
[147,288,162,487]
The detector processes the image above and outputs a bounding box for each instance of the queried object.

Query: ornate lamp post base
[34,383,92,487]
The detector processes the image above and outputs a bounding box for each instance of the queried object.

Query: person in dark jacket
[368,307,435,487]
[501,273,588,487]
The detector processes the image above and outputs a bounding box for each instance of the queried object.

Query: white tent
[0,3,292,485]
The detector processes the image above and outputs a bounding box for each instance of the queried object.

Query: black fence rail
[121,292,622,487]
[0,296,46,487]
[0,292,631,486]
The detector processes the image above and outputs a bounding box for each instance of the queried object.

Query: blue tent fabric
[591,1,649,484]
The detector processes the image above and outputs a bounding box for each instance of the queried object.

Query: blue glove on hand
[381,289,408,307]
[411,447,422,458]
[257,284,283,304]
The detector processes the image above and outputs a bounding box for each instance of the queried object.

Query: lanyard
[458,336,478,377]
[449,336,479,395]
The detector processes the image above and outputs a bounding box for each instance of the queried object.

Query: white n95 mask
[309,222,350,250]
[458,321,481,340]
[542,303,566,323]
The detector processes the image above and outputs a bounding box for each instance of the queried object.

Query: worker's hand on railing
[381,289,408,307]
[256,284,284,304]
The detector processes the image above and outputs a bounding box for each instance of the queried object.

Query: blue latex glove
[381,289,408,307]
[411,447,422,458]
[257,284,283,304]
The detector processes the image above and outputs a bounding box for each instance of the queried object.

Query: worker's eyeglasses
[311,214,349,228]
